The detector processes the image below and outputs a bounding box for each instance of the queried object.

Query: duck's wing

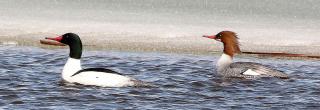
[229,62,289,79]
[71,68,121,77]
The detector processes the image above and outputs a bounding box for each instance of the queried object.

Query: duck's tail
[272,71,290,79]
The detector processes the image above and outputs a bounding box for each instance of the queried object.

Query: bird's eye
[217,34,222,38]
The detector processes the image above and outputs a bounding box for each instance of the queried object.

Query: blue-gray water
[1,0,320,46]
[0,46,320,109]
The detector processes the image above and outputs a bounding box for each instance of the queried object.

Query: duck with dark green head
[45,33,150,87]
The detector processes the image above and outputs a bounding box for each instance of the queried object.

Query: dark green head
[46,33,83,59]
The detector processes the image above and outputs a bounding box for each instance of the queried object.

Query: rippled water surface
[0,46,320,109]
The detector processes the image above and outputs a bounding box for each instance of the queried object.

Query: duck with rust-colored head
[203,31,289,79]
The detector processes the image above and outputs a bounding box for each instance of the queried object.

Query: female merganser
[203,31,289,79]
[45,33,149,87]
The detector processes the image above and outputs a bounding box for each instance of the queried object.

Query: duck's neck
[68,40,82,59]
[62,58,82,81]
[217,53,233,72]
[63,40,83,81]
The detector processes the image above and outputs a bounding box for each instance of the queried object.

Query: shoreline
[1,36,320,59]
[242,51,320,59]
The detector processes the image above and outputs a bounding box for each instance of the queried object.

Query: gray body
[218,62,289,79]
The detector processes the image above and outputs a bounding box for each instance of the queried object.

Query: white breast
[217,53,233,72]
[62,58,82,82]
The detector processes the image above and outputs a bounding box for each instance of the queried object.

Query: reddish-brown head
[203,31,241,57]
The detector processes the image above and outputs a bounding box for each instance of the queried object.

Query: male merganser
[203,31,289,79]
[45,33,149,87]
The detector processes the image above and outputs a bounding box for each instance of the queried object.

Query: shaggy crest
[218,31,241,57]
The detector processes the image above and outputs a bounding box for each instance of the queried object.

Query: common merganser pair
[44,31,288,87]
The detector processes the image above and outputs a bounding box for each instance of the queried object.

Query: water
[1,0,320,46]
[0,46,319,109]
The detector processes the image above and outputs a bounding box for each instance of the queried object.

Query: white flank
[70,72,134,87]
[62,57,134,87]
[242,69,261,76]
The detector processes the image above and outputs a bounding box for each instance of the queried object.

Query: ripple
[0,46,320,109]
